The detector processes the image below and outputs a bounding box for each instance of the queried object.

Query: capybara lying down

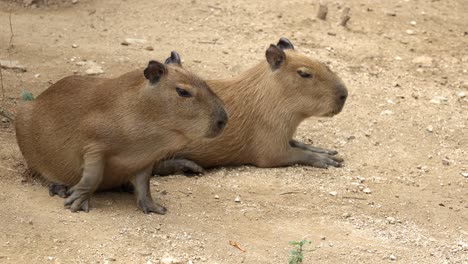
[153,38,347,176]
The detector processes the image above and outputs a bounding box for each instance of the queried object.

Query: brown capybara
[15,51,227,214]
[153,38,347,176]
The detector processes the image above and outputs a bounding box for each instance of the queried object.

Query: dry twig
[340,7,351,27]
[317,2,328,20]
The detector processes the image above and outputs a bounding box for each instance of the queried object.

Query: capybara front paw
[48,183,69,198]
[137,199,167,215]
[64,190,91,212]
[311,153,343,168]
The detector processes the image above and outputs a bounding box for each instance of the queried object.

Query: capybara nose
[337,85,348,103]
[217,119,226,130]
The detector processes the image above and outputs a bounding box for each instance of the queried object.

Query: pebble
[412,56,433,67]
[389,254,397,261]
[145,46,154,51]
[380,110,394,116]
[441,158,450,166]
[0,59,27,72]
[406,29,415,35]
[85,65,104,75]
[72,0,79,4]
[458,92,466,98]
[342,212,351,218]
[386,217,396,224]
[72,44,79,48]
[410,20,417,26]
[214,195,219,199]
[159,257,182,264]
[461,172,468,178]
[34,73,41,78]
[77,61,104,75]
[329,191,337,196]
[429,96,448,104]
[234,196,241,203]
[394,56,402,61]
[122,38,147,45]
[426,126,433,132]
[362,188,372,194]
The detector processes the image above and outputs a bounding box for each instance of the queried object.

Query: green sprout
[20,90,34,101]
[288,239,313,264]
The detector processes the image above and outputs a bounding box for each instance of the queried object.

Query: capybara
[153,38,347,176]
[15,51,227,214]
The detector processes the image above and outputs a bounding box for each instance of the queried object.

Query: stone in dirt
[412,56,433,67]
[0,60,27,72]
[122,38,147,45]
[429,96,448,104]
[159,257,183,264]
[76,60,104,75]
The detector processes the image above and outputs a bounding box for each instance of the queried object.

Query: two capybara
[154,38,348,176]
[15,51,227,214]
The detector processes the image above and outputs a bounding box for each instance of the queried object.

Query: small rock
[72,0,78,4]
[342,212,351,218]
[461,172,468,178]
[28,220,33,225]
[386,217,396,224]
[406,29,415,35]
[34,73,41,78]
[145,46,154,51]
[362,188,372,194]
[85,66,104,75]
[394,56,402,61]
[458,92,466,98]
[410,20,417,26]
[320,236,326,240]
[385,11,396,16]
[159,257,182,264]
[214,195,219,199]
[72,44,79,48]
[329,191,337,196]
[0,60,27,72]
[426,126,433,132]
[389,254,397,261]
[441,158,450,166]
[123,38,147,45]
[412,56,433,67]
[234,196,241,203]
[429,96,447,104]
[380,110,394,116]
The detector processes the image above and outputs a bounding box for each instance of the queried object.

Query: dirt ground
[0,0,467,263]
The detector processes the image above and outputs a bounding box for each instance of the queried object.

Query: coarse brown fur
[154,39,347,175]
[15,53,227,213]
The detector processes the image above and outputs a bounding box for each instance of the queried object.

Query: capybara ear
[277,37,294,50]
[164,51,182,66]
[266,44,286,70]
[144,60,167,84]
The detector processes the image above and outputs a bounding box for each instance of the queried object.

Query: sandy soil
[0,0,467,263]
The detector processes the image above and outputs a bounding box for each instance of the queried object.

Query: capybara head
[265,38,348,117]
[143,51,227,139]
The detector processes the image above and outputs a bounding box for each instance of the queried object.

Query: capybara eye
[297,70,312,78]
[176,87,192,98]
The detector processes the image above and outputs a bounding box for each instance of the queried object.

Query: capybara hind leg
[48,183,69,198]
[289,140,338,155]
[131,167,166,214]
[64,151,104,212]
[153,158,204,176]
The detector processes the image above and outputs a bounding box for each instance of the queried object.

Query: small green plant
[20,90,34,101]
[288,239,312,264]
